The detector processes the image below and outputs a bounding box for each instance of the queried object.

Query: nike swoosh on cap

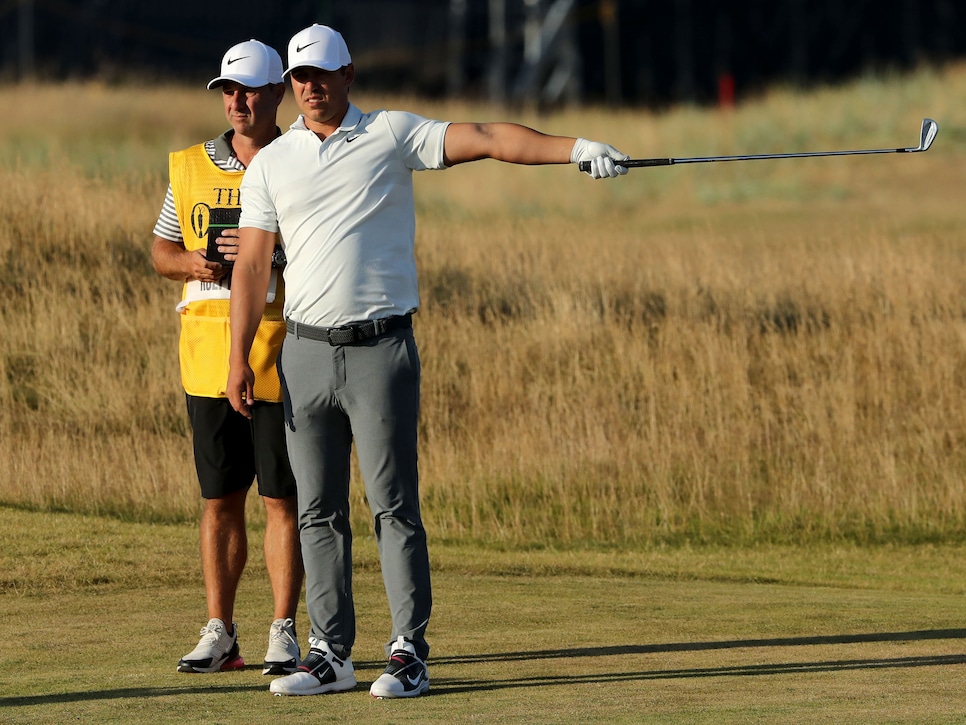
[226,56,250,65]
[296,40,321,53]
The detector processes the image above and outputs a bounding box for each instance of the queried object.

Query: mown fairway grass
[1,507,966,723]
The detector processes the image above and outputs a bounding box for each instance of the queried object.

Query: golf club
[578,117,939,173]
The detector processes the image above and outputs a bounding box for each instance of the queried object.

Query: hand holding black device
[205,208,241,267]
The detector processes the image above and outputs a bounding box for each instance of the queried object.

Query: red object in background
[718,73,735,109]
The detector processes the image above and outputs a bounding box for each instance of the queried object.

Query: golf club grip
[577,158,673,172]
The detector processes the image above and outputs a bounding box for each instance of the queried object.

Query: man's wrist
[570,138,587,164]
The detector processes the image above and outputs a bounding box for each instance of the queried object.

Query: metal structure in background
[511,0,579,105]
[17,0,34,79]
[449,0,581,106]
[1,0,964,106]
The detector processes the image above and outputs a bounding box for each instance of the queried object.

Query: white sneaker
[177,618,244,673]
[269,638,356,696]
[369,636,429,698]
[263,617,301,675]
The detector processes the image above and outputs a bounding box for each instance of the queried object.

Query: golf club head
[916,118,939,151]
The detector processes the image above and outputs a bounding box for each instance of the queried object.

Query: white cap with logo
[207,39,284,90]
[284,24,352,78]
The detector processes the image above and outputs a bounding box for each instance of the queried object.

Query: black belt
[286,314,412,345]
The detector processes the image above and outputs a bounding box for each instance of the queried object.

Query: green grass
[2,506,966,723]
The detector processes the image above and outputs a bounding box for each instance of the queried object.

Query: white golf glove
[571,138,629,179]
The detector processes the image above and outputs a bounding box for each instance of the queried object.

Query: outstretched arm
[442,122,628,178]
[443,122,574,165]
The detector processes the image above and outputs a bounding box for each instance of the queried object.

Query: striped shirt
[152,132,245,243]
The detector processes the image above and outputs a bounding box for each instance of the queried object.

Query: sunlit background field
[1,65,965,545]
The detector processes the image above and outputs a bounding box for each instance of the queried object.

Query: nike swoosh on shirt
[226,56,249,65]
[296,40,321,52]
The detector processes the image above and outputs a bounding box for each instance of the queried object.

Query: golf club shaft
[578,117,939,173]
[579,147,917,173]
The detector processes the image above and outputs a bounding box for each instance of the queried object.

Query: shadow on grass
[3,629,964,707]
[423,628,966,695]
[0,683,262,708]
[430,653,966,695]
[430,628,966,665]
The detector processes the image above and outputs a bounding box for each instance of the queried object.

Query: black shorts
[185,395,296,500]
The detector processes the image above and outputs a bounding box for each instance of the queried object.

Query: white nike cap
[284,24,352,78]
[207,39,284,90]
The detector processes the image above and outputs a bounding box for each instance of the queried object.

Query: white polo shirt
[239,103,450,327]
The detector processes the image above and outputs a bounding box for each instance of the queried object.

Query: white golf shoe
[263,617,301,675]
[269,637,356,696]
[369,636,430,698]
[177,618,244,673]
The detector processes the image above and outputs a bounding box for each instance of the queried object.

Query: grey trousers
[278,326,431,661]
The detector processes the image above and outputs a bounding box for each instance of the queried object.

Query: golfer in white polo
[227,23,627,699]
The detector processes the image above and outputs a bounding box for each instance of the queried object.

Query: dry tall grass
[1,66,965,544]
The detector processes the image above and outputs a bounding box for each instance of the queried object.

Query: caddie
[151,38,303,677]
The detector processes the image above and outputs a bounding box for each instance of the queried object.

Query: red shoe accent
[220,656,246,671]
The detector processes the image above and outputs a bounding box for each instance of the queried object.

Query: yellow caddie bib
[169,143,285,402]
